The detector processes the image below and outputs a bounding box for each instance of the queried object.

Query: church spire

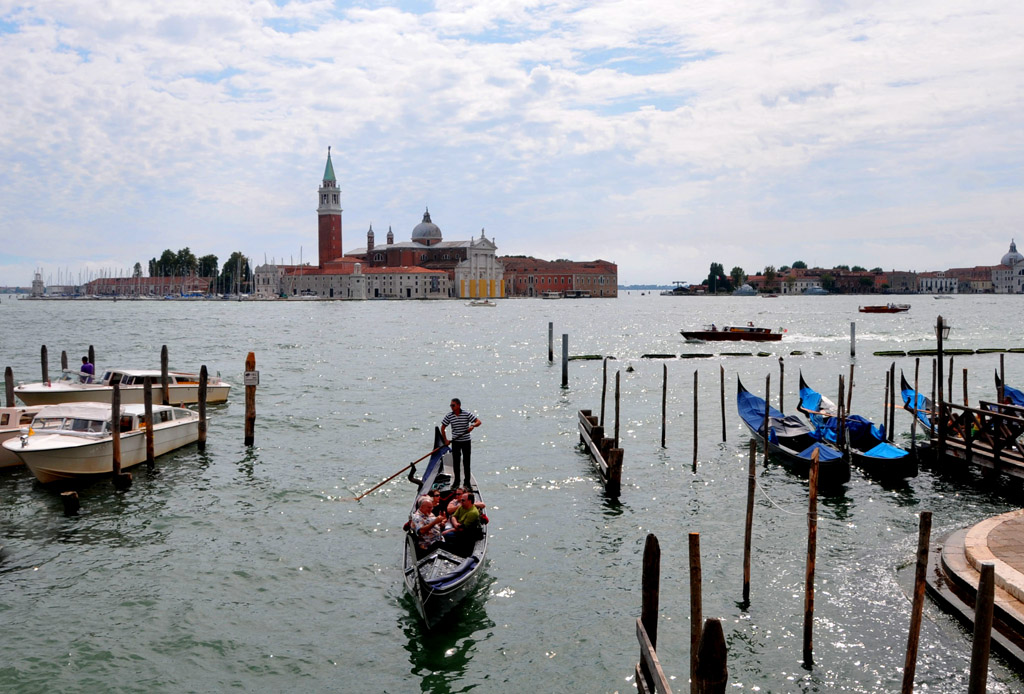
[323,146,336,183]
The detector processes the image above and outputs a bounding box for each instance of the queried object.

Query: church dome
[411,209,442,244]
[1001,239,1023,266]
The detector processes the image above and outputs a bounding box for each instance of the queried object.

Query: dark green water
[0,294,1022,692]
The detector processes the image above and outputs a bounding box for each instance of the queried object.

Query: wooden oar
[342,446,444,501]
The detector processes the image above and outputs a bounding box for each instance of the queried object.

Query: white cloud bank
[0,0,1022,285]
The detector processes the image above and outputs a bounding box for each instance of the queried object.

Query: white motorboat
[466,299,496,307]
[14,368,231,407]
[3,402,200,484]
[0,405,45,468]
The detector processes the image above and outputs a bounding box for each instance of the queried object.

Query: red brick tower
[317,147,343,268]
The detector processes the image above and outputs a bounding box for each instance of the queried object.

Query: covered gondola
[737,379,848,485]
[995,371,1024,408]
[403,428,488,629]
[900,371,933,429]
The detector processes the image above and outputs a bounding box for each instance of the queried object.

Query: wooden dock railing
[578,408,622,497]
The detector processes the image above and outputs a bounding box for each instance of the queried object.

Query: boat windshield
[32,416,107,434]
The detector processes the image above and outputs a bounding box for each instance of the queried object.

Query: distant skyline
[2,1,1022,287]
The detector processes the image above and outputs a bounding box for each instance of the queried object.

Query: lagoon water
[1,293,1022,693]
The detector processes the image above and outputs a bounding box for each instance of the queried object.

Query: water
[0,294,1022,693]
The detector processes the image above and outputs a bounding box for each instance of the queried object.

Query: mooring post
[600,357,608,427]
[4,367,13,407]
[901,510,932,694]
[60,490,80,516]
[999,354,1006,403]
[968,562,996,694]
[963,368,968,407]
[694,617,728,694]
[161,345,170,405]
[838,375,847,460]
[850,321,856,358]
[548,322,553,363]
[60,350,68,371]
[936,317,946,456]
[40,345,48,384]
[198,365,208,453]
[883,372,891,442]
[143,377,154,466]
[639,533,660,691]
[847,363,854,414]
[244,351,257,446]
[692,369,698,469]
[561,334,568,388]
[88,345,95,371]
[614,371,621,449]
[930,358,937,437]
[778,357,784,412]
[947,356,954,405]
[910,359,920,454]
[689,532,703,694]
[661,364,667,448]
[889,362,897,442]
[802,448,819,667]
[720,365,726,443]
[762,375,770,466]
[742,438,756,606]
[111,384,131,489]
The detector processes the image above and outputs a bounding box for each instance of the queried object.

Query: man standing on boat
[440,398,481,490]
[80,356,94,383]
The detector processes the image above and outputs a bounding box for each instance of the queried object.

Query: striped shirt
[441,409,478,442]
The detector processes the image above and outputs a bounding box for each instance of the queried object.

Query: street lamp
[935,317,951,340]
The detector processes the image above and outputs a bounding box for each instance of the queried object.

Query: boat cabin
[29,403,184,437]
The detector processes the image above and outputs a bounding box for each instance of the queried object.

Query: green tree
[175,247,198,276]
[833,264,850,271]
[221,252,251,294]
[133,262,143,278]
[706,262,729,293]
[730,266,746,289]
[792,260,807,269]
[198,254,219,278]
[870,267,883,273]
[150,249,177,277]
[858,276,874,291]
[778,265,791,274]
[764,265,777,290]
[820,273,836,291]
[852,265,866,272]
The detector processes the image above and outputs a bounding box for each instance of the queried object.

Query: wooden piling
[720,365,726,443]
[601,357,608,427]
[60,490,80,516]
[778,357,784,412]
[999,354,1006,403]
[847,364,854,414]
[930,358,937,437]
[548,322,553,362]
[883,373,891,443]
[689,532,702,694]
[661,364,667,448]
[60,350,68,371]
[4,367,13,407]
[88,345,95,371]
[561,334,568,388]
[802,448,820,667]
[143,377,154,466]
[40,345,48,384]
[614,370,621,449]
[947,355,954,404]
[639,534,661,690]
[111,384,131,489]
[693,618,728,694]
[762,375,770,466]
[901,511,932,694]
[910,359,920,454]
[198,365,208,453]
[161,345,170,405]
[968,562,996,694]
[889,362,896,442]
[244,351,256,446]
[692,370,698,468]
[742,438,756,606]
[962,368,968,407]
[850,321,856,358]
[936,317,946,454]
[838,376,847,459]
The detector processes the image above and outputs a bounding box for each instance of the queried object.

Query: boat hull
[682,330,781,342]
[14,383,230,407]
[858,305,910,313]
[5,418,199,484]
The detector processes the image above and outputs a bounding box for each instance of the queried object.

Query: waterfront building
[917,271,959,294]
[500,257,617,298]
[82,275,212,297]
[993,240,1024,294]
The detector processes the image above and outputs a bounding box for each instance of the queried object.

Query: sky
[1,0,1023,287]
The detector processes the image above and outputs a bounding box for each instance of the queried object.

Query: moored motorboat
[403,429,488,628]
[14,368,231,406]
[682,324,783,342]
[858,303,910,313]
[797,374,915,478]
[737,379,848,485]
[0,405,45,468]
[3,402,199,484]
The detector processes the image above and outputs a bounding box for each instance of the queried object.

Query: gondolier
[440,398,481,489]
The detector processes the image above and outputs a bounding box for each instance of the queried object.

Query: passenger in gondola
[410,496,447,553]
[444,492,483,553]
[445,487,486,516]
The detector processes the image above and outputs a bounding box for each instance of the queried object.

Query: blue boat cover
[900,379,932,429]
[862,441,908,459]
[1004,384,1024,408]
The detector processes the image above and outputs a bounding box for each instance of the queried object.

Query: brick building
[500,257,617,297]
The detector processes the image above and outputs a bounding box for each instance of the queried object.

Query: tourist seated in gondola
[445,487,486,516]
[443,492,483,553]
[410,496,448,555]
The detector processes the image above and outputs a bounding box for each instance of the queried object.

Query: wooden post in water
[889,362,897,443]
[40,345,48,384]
[693,618,728,694]
[639,534,660,691]
[88,345,95,371]
[847,364,854,415]
[244,352,257,446]
[60,490,79,516]
[720,365,726,443]
[198,366,208,453]
[947,356,954,404]
[692,369,698,469]
[968,562,996,694]
[614,371,621,449]
[762,375,770,466]
[742,438,756,606]
[143,377,154,466]
[600,357,608,427]
[910,359,920,454]
[548,322,553,363]
[111,384,131,489]
[802,448,820,667]
[4,367,13,407]
[689,532,703,694]
[161,345,170,405]
[561,334,568,388]
[999,354,1006,403]
[930,358,936,437]
[850,321,856,358]
[661,364,667,448]
[778,357,784,412]
[936,317,946,456]
[962,368,968,407]
[838,376,847,460]
[901,510,932,694]
[60,350,68,371]
[883,372,891,443]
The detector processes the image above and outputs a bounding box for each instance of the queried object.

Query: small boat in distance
[541,291,562,299]
[467,299,496,307]
[681,323,783,342]
[14,368,231,407]
[858,303,910,313]
[3,402,200,484]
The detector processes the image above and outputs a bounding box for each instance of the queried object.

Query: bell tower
[317,147,343,267]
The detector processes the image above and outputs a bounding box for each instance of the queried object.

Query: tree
[778,265,791,274]
[858,276,874,291]
[706,262,729,293]
[820,273,836,291]
[198,254,219,278]
[175,247,198,276]
[220,252,251,294]
[870,267,883,273]
[792,260,807,269]
[764,265,777,290]
[133,262,143,278]
[833,264,850,271]
[730,266,746,289]
[852,265,866,272]
[150,249,177,277]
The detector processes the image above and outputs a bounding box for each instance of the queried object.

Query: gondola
[403,428,488,629]
[737,379,848,485]
[797,374,916,478]
[995,371,1024,408]
[900,372,933,429]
